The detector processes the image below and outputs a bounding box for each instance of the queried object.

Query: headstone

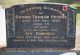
[5,3,76,48]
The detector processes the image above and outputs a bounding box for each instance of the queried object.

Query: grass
[76,14,80,25]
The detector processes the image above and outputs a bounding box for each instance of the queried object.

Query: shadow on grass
[44,0,75,4]
[76,6,80,14]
